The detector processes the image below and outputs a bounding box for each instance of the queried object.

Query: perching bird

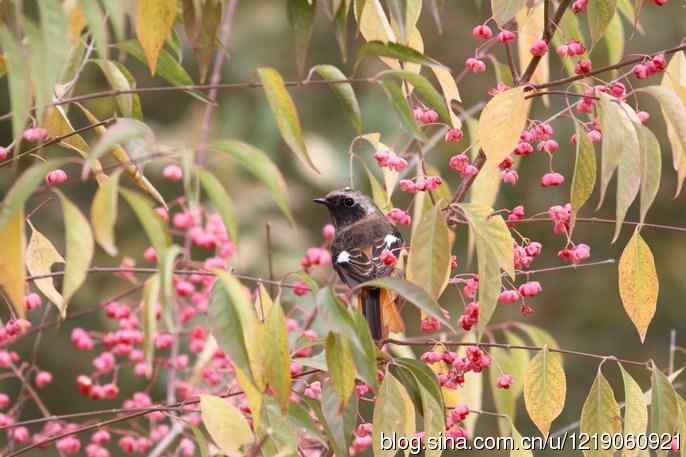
[313,188,405,340]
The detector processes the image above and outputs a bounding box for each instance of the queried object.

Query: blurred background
[0,0,685,455]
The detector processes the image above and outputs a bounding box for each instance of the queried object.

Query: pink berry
[56,436,81,455]
[502,169,519,184]
[35,371,53,388]
[24,293,42,310]
[45,169,68,186]
[465,57,486,73]
[293,280,311,296]
[633,64,650,79]
[637,111,650,123]
[530,39,549,57]
[572,0,588,13]
[23,127,49,142]
[322,224,335,241]
[444,128,464,143]
[575,59,592,75]
[496,30,515,43]
[380,249,397,266]
[472,24,493,40]
[496,373,514,389]
[541,172,565,187]
[162,164,183,181]
[653,0,668,6]
[499,289,520,304]
[587,130,602,143]
[0,147,7,161]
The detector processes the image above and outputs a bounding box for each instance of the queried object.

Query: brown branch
[511,216,686,233]
[0,78,378,123]
[519,0,574,84]
[382,338,650,368]
[525,90,597,100]
[529,42,686,91]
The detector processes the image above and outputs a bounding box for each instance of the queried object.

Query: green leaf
[491,0,527,26]
[311,64,362,133]
[306,384,358,457]
[83,118,154,178]
[211,140,294,226]
[79,0,109,60]
[159,245,181,330]
[598,92,639,210]
[37,0,69,120]
[257,67,319,173]
[373,370,416,457]
[588,0,617,44]
[317,288,378,386]
[119,188,171,258]
[637,124,661,226]
[580,366,622,457]
[325,333,356,407]
[90,169,122,256]
[0,25,30,142]
[407,202,451,300]
[93,60,142,119]
[118,40,210,103]
[614,115,642,243]
[394,358,445,456]
[0,159,70,231]
[208,272,255,384]
[57,191,95,315]
[102,0,126,41]
[600,12,625,67]
[200,395,254,453]
[355,40,446,70]
[182,0,223,82]
[287,0,317,77]
[618,231,658,343]
[523,346,566,436]
[620,364,648,457]
[141,274,160,372]
[459,203,514,334]
[571,121,597,217]
[355,277,455,332]
[519,323,559,348]
[478,87,528,167]
[651,365,680,439]
[196,168,239,243]
[381,79,423,139]
[264,298,291,413]
[383,70,451,125]
[190,425,210,457]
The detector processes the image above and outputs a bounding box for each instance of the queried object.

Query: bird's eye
[343,197,355,207]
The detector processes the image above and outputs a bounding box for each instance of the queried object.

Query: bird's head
[313,187,382,229]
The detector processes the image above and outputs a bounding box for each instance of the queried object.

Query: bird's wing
[331,229,404,287]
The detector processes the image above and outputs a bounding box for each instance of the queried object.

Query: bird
[313,187,405,340]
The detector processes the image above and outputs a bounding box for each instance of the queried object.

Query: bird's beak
[312,197,328,206]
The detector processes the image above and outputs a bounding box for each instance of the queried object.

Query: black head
[313,187,382,228]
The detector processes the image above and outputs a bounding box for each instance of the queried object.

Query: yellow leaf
[90,170,121,256]
[357,0,397,71]
[661,52,686,196]
[618,231,658,343]
[234,366,263,430]
[42,106,107,185]
[26,226,65,312]
[200,395,254,453]
[0,209,26,318]
[372,370,416,457]
[524,346,566,436]
[478,87,528,167]
[58,192,94,315]
[580,367,622,457]
[63,0,86,45]
[516,3,549,90]
[431,66,462,128]
[571,121,597,217]
[135,0,177,74]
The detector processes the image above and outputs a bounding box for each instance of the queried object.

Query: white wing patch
[336,250,351,264]
[383,234,399,247]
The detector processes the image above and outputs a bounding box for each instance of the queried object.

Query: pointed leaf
[119,189,171,258]
[183,0,223,82]
[264,299,291,413]
[0,25,30,144]
[141,274,160,372]
[0,209,26,317]
[200,395,254,453]
[491,0,528,26]
[355,40,445,70]
[355,277,455,332]
[588,0,618,44]
[598,92,639,209]
[381,79,423,139]
[257,67,318,173]
[620,364,648,457]
[516,3,548,87]
[524,346,566,436]
[618,231,658,343]
[372,370,416,457]
[407,202,451,300]
[580,366,622,457]
[26,227,64,311]
[287,0,317,77]
[614,116,642,243]
[651,366,680,438]
[325,333,356,408]
[211,140,294,225]
[90,170,121,256]
[196,168,239,243]
[637,124,661,225]
[384,70,451,124]
[479,87,528,167]
[571,121,597,216]
[311,65,362,133]
[136,0,177,74]
[642,85,686,178]
[431,66,462,127]
[57,191,94,314]
[78,0,108,60]
[364,164,392,213]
